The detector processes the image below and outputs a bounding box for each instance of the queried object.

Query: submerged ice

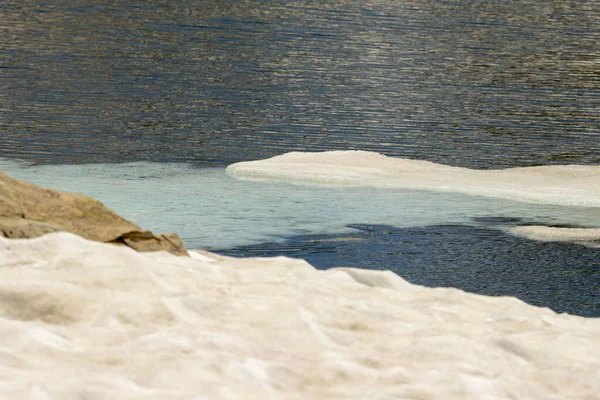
[0,232,599,399]
[1,154,599,250]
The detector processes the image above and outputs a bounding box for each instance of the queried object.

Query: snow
[0,232,598,399]
[227,150,600,207]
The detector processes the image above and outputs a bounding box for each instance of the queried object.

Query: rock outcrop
[0,170,188,256]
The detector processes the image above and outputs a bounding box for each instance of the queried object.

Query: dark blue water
[1,0,599,316]
[1,0,599,167]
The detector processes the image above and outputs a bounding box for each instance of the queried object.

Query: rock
[0,170,188,256]
[111,231,189,256]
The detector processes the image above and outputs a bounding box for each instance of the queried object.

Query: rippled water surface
[1,0,599,167]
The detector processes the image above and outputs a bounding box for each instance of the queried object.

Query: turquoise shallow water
[2,160,599,250]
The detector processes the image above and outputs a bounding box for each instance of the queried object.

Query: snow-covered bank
[1,233,599,399]
[227,151,600,207]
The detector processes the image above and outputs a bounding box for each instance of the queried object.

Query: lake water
[1,0,599,316]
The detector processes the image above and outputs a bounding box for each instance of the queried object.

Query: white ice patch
[0,233,598,399]
[508,226,600,248]
[227,150,600,207]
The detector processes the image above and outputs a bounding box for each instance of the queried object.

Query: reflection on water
[1,0,599,167]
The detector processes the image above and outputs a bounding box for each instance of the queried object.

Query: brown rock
[111,231,189,257]
[0,170,188,256]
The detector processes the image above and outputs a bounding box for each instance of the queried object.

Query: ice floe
[0,232,599,399]
[227,150,600,207]
[508,225,600,248]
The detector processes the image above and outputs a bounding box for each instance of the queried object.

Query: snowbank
[1,233,598,399]
[227,150,600,207]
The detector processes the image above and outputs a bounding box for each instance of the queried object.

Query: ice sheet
[227,150,600,207]
[0,232,598,399]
